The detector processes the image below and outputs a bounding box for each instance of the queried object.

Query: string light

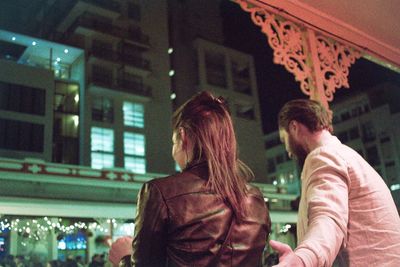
[0,217,112,242]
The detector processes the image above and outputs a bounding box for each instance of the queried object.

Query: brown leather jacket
[120,163,271,267]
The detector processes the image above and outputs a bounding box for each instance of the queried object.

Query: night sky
[220,0,400,134]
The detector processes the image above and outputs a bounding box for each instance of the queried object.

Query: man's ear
[288,120,297,133]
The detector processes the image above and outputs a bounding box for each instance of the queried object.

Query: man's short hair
[278,99,333,133]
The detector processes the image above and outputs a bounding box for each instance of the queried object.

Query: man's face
[279,127,308,167]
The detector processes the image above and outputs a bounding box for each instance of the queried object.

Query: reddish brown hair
[172,91,253,219]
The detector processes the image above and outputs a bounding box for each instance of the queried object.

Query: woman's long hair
[172,91,253,219]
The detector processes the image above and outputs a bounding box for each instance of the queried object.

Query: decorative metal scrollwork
[235,0,360,104]
[236,0,312,96]
[316,34,361,101]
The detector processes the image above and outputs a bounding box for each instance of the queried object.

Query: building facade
[0,0,305,263]
[168,0,268,182]
[0,0,174,262]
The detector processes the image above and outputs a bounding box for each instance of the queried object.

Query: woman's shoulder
[245,183,265,198]
[148,170,208,200]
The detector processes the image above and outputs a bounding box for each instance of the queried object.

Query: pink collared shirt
[295,136,400,267]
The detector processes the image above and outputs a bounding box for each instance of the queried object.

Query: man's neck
[305,130,332,153]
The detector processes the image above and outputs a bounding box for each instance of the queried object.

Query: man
[270,99,400,266]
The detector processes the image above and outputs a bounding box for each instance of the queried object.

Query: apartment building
[168,0,268,181]
[0,0,294,261]
[0,0,173,262]
[331,83,400,206]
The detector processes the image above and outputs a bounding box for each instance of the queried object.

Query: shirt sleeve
[129,182,169,267]
[294,150,350,267]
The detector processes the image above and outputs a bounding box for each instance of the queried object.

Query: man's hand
[109,236,134,266]
[269,240,304,267]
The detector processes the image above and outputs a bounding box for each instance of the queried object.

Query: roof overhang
[248,0,400,70]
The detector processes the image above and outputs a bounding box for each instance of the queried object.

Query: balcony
[88,46,151,75]
[67,13,150,48]
[116,79,152,97]
[56,0,121,34]
[89,73,152,99]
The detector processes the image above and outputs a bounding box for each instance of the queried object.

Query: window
[348,127,360,140]
[340,111,350,121]
[92,65,113,87]
[175,162,181,172]
[366,146,380,166]
[54,81,79,114]
[0,81,45,115]
[205,51,226,88]
[123,102,144,128]
[380,137,393,159]
[53,114,79,164]
[232,60,251,95]
[92,39,113,60]
[124,132,146,173]
[385,161,396,182]
[125,157,146,174]
[92,96,114,123]
[91,127,114,169]
[124,132,145,156]
[0,119,44,152]
[128,3,141,21]
[361,121,376,142]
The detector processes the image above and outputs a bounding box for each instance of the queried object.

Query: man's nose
[288,152,293,159]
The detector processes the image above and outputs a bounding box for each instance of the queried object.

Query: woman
[109,91,271,266]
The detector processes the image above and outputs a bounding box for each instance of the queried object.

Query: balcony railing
[90,73,152,98]
[69,13,150,46]
[121,53,151,70]
[116,79,152,97]
[90,46,151,71]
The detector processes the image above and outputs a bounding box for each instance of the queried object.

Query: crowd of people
[0,254,108,267]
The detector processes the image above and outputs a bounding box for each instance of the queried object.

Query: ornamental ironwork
[315,34,361,101]
[235,0,360,106]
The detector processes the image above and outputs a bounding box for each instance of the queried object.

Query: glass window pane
[91,127,114,152]
[123,101,144,128]
[91,152,114,169]
[92,96,113,123]
[124,132,145,156]
[125,156,146,174]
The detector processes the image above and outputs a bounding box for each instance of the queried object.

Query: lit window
[91,127,114,169]
[123,102,144,128]
[92,153,114,169]
[125,156,146,174]
[124,132,145,156]
[124,132,146,173]
[175,162,181,172]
